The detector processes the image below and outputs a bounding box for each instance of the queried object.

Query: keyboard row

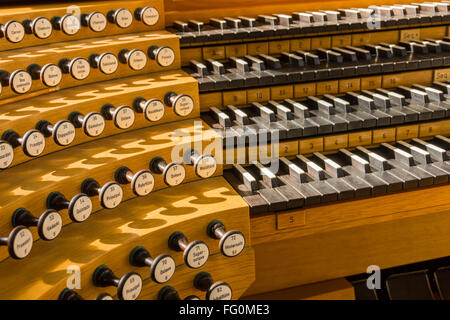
[224,135,450,213]
[170,1,450,44]
[186,38,450,91]
[203,83,450,144]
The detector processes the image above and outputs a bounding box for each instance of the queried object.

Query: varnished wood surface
[245,184,450,295]
[0,119,222,261]
[0,177,254,300]
[0,0,165,51]
[0,70,199,168]
[243,278,355,300]
[0,30,180,100]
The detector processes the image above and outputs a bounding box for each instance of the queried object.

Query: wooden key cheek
[0,177,254,300]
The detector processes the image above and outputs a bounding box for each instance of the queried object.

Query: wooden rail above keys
[0,30,180,100]
[0,0,165,51]
[0,70,199,169]
[199,69,450,111]
[0,177,254,300]
[0,119,222,261]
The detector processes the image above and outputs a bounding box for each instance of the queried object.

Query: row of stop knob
[0,45,175,94]
[0,91,194,168]
[58,221,244,300]
[0,7,160,43]
[0,152,218,258]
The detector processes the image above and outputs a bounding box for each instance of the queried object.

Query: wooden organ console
[0,0,449,301]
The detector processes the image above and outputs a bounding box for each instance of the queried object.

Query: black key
[190,60,208,77]
[386,270,434,300]
[434,267,450,300]
[352,280,379,300]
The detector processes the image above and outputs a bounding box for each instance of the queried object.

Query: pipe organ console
[0,0,448,302]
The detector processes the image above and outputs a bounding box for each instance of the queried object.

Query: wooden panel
[0,30,180,100]
[0,177,255,300]
[243,278,355,300]
[0,70,200,168]
[247,185,450,295]
[0,119,222,261]
[0,0,165,51]
[200,69,450,109]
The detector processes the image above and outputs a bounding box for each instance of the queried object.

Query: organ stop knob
[185,149,218,178]
[69,111,105,137]
[133,97,165,122]
[168,231,209,269]
[0,226,33,259]
[207,220,246,257]
[119,49,147,71]
[148,45,175,67]
[28,63,62,87]
[194,272,232,300]
[150,157,186,187]
[164,91,195,117]
[23,17,52,39]
[134,6,160,26]
[52,14,80,35]
[59,57,90,80]
[107,8,133,29]
[90,53,118,75]
[129,246,176,283]
[12,208,62,241]
[0,69,32,94]
[36,120,76,146]
[158,287,200,300]
[101,104,135,130]
[1,21,25,43]
[0,139,14,169]
[115,167,155,197]
[92,265,142,300]
[81,12,107,32]
[2,129,45,157]
[158,286,181,300]
[46,191,93,223]
[81,178,123,209]
[58,289,113,300]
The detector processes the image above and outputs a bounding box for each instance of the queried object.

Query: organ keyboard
[0,0,448,302]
